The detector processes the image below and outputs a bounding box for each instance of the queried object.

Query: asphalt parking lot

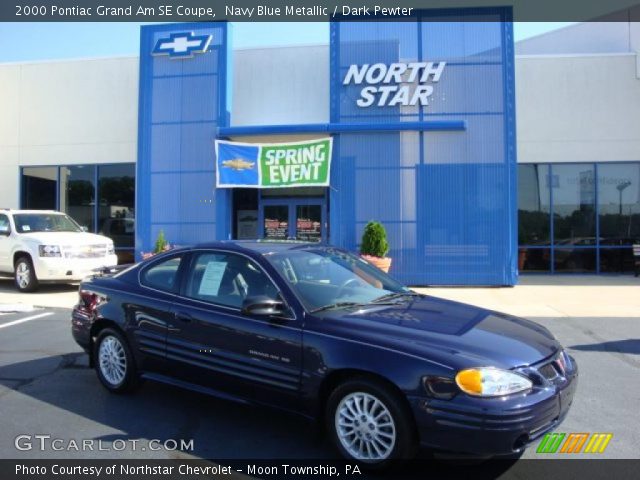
[0,285,638,462]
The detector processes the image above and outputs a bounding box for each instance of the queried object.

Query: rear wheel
[14,256,38,292]
[326,378,417,466]
[93,328,138,393]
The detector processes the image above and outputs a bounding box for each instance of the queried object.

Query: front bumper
[409,358,578,456]
[33,255,119,281]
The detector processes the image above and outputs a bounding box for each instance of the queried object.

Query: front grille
[63,244,108,259]
[538,362,561,381]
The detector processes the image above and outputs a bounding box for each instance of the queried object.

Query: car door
[166,249,303,411]
[132,252,186,373]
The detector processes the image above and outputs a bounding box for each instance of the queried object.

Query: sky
[0,22,575,62]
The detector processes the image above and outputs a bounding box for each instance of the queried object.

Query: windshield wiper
[371,291,422,303]
[310,302,365,313]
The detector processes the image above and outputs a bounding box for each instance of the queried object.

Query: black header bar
[3,0,640,22]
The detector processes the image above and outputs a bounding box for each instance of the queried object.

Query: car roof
[192,240,328,255]
[1,209,64,215]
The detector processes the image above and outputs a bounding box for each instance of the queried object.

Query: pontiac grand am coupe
[71,241,577,465]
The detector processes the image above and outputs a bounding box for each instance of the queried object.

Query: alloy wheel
[16,261,30,289]
[335,391,397,461]
[98,336,127,386]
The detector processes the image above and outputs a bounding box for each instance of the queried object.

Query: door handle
[174,312,193,323]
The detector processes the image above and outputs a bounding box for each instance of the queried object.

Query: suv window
[141,255,183,292]
[185,252,279,309]
[0,214,10,234]
[13,213,81,233]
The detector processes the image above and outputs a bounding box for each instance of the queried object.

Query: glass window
[0,214,10,234]
[263,205,289,240]
[98,164,135,264]
[60,165,96,231]
[266,248,408,311]
[21,167,57,210]
[185,252,279,309]
[13,213,81,233]
[600,248,637,273]
[554,248,596,273]
[518,247,551,272]
[552,164,596,246]
[296,205,322,242]
[597,163,640,245]
[518,164,551,245]
[141,256,183,293]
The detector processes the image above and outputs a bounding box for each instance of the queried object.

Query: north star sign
[343,62,446,107]
[152,32,212,58]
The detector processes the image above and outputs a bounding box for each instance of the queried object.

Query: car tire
[326,377,417,466]
[14,256,38,293]
[93,328,139,394]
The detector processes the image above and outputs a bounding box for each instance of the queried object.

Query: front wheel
[93,328,138,393]
[326,378,417,466]
[14,256,38,292]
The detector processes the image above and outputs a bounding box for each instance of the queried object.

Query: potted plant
[360,221,392,272]
[141,230,171,260]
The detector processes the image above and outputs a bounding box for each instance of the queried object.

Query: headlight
[455,367,532,397]
[38,245,62,257]
[107,244,115,255]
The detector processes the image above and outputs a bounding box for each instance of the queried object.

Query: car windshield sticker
[198,261,227,296]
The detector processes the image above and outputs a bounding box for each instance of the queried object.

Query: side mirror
[241,296,286,317]
[0,226,9,236]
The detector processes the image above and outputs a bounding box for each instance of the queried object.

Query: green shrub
[360,221,390,258]
[153,230,168,254]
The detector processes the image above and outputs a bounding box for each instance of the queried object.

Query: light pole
[616,180,631,216]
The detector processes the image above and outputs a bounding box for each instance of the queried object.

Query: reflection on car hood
[19,232,112,246]
[312,295,560,370]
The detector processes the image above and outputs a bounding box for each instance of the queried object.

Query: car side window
[184,252,279,309]
[140,255,183,292]
[0,214,10,234]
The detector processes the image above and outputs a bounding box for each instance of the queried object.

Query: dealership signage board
[215,138,332,188]
[343,62,446,107]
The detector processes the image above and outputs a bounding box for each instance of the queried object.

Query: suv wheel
[93,328,138,393]
[326,378,417,466]
[14,256,38,292]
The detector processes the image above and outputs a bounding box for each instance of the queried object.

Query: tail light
[79,290,103,312]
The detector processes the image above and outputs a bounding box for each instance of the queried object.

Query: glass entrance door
[260,198,326,242]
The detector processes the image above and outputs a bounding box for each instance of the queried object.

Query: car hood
[18,232,112,246]
[312,295,560,370]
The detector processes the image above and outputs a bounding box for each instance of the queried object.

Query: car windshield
[13,213,82,233]
[265,248,412,312]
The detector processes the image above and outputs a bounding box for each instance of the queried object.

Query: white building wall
[0,56,138,208]
[516,53,640,163]
[1,37,640,208]
[516,22,636,56]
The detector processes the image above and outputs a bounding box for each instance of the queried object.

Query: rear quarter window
[140,255,183,293]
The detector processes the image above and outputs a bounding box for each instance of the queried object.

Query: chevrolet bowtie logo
[152,32,212,59]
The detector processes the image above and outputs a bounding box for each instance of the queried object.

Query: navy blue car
[71,241,577,465]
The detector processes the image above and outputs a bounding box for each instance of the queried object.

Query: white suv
[0,210,118,292]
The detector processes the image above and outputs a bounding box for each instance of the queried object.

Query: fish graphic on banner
[215,142,260,187]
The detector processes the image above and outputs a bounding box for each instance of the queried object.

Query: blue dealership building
[136,9,518,286]
[4,14,639,285]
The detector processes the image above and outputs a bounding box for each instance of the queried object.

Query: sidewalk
[2,274,638,316]
[414,275,640,319]
[0,279,79,310]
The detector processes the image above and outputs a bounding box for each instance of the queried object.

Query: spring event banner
[215,138,332,188]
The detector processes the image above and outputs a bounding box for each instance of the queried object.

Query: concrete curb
[0,304,36,313]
